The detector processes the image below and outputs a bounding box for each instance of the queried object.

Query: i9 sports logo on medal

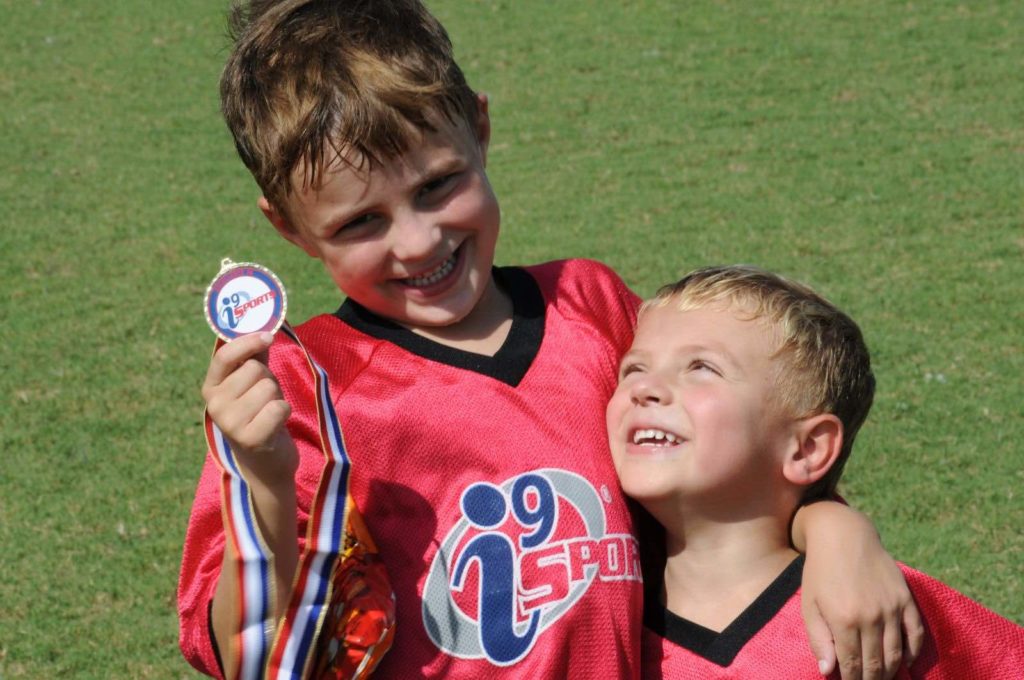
[204,260,288,341]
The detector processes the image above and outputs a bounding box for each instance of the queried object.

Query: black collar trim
[334,266,545,387]
[644,554,805,667]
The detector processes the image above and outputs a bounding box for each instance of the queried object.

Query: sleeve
[574,258,641,350]
[177,452,228,678]
[531,258,641,354]
[532,259,641,402]
[902,565,1024,678]
[176,337,325,677]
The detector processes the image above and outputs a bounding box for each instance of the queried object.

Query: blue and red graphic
[422,469,641,666]
[204,261,287,341]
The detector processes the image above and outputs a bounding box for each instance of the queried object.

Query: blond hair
[644,265,875,501]
[220,0,480,216]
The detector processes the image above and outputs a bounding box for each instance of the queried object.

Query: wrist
[235,434,300,490]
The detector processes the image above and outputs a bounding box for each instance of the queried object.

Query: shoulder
[520,258,640,321]
[517,259,640,365]
[268,313,377,393]
[898,563,1024,673]
[524,258,632,294]
[900,563,1020,626]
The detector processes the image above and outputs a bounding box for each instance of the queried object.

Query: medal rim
[204,260,288,341]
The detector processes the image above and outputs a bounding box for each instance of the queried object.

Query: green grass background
[2,0,1021,676]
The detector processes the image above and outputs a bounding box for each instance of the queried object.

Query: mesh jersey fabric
[179,259,644,679]
[643,561,1024,679]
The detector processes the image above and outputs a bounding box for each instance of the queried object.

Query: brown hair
[221,0,480,217]
[643,265,875,501]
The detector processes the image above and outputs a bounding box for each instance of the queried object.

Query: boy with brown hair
[608,265,1024,678]
[179,2,922,678]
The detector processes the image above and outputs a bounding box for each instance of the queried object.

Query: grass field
[2,0,1021,676]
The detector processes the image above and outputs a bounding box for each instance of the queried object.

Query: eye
[335,213,379,236]
[688,359,720,375]
[418,172,459,199]
[618,362,644,381]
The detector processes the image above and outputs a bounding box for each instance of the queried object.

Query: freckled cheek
[456,182,500,231]
[327,246,389,293]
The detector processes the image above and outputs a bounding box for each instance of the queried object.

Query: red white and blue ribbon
[206,412,275,679]
[206,323,353,680]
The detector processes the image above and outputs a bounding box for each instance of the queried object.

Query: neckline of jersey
[644,554,805,667]
[334,266,545,387]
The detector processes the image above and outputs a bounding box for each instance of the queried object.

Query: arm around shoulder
[792,500,924,680]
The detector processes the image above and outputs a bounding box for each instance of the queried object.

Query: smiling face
[606,304,800,514]
[264,98,501,332]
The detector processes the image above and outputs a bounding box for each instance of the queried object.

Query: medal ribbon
[206,322,353,680]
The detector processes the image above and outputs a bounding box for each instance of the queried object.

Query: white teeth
[404,253,456,287]
[632,429,681,445]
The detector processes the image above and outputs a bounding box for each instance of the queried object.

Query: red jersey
[643,557,1024,679]
[179,260,644,678]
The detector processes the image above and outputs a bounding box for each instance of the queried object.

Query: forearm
[211,474,299,677]
[791,499,876,553]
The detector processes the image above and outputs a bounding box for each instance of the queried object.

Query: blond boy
[608,265,1024,678]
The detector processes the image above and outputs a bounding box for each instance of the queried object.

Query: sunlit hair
[642,265,875,501]
[220,0,480,217]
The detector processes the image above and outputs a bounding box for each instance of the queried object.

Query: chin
[616,470,676,505]
[408,296,480,328]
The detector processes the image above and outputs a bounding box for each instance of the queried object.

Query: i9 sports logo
[422,469,641,666]
[203,262,287,341]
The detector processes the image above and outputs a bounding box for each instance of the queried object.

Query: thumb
[803,599,837,676]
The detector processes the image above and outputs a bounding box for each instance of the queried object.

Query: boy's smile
[262,96,503,336]
[607,304,798,510]
[631,427,685,447]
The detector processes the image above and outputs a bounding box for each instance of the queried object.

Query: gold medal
[203,258,288,341]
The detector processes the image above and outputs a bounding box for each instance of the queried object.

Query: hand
[201,331,297,484]
[796,504,925,680]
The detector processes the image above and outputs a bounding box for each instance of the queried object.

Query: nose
[390,209,440,262]
[629,373,672,407]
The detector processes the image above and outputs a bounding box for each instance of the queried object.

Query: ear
[782,414,844,487]
[258,196,318,258]
[474,92,492,166]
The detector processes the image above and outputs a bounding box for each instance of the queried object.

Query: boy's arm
[202,332,301,677]
[791,501,925,680]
